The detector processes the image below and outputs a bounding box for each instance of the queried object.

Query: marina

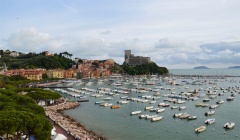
[51,69,240,140]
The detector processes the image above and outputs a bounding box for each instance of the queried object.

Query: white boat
[205,110,215,116]
[149,108,160,112]
[216,99,224,104]
[173,113,183,118]
[151,116,163,122]
[224,122,235,129]
[195,126,206,133]
[102,97,113,100]
[131,110,141,115]
[209,104,218,109]
[179,106,187,110]
[226,96,234,101]
[156,108,165,113]
[171,106,179,109]
[118,100,129,104]
[146,115,159,120]
[145,106,154,110]
[188,116,197,120]
[149,101,156,104]
[139,114,150,119]
[205,118,215,124]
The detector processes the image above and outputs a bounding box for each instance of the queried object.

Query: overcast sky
[1,0,240,69]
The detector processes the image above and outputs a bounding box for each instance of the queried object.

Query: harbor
[48,69,240,140]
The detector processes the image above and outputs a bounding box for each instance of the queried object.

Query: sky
[1,0,240,69]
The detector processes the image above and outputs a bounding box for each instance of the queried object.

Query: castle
[124,50,151,66]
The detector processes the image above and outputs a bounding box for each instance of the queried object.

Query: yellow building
[47,69,64,78]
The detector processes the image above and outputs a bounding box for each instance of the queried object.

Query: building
[4,69,44,80]
[124,50,151,66]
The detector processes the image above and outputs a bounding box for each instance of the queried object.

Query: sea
[59,69,240,140]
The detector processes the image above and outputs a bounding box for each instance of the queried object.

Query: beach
[44,99,105,140]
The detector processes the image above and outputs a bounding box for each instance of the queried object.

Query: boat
[151,116,163,122]
[195,126,206,133]
[179,113,190,119]
[131,110,141,115]
[188,116,197,120]
[145,106,154,110]
[216,99,224,104]
[205,118,215,125]
[77,99,89,102]
[146,115,159,120]
[223,122,235,129]
[149,101,156,104]
[179,106,187,110]
[95,101,104,104]
[209,104,218,109]
[139,114,149,119]
[171,106,179,109]
[156,108,165,113]
[173,113,183,118]
[100,103,113,107]
[118,100,129,104]
[111,105,120,109]
[203,99,210,102]
[205,110,215,116]
[226,96,234,101]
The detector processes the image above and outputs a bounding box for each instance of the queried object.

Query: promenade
[44,99,105,140]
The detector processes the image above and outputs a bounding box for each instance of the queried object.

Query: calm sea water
[63,69,240,140]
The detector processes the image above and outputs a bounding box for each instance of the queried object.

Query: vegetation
[0,75,61,140]
[111,62,168,75]
[0,52,74,70]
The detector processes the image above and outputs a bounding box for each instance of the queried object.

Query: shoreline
[44,99,106,140]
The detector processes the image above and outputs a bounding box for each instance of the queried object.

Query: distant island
[193,66,210,69]
[228,66,240,69]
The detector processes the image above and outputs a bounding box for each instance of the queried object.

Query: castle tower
[124,50,131,64]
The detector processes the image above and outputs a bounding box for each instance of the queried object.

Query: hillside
[0,53,74,70]
[111,62,169,75]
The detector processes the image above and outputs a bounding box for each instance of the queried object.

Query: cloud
[100,30,112,35]
[2,28,240,69]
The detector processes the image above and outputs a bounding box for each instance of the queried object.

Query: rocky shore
[44,99,105,140]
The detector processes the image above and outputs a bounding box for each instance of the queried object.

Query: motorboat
[111,105,120,109]
[223,122,235,129]
[173,113,183,118]
[205,110,215,116]
[205,118,215,125]
[203,99,210,102]
[179,113,190,119]
[171,106,179,109]
[145,106,154,110]
[139,114,149,119]
[131,110,141,115]
[188,116,197,120]
[151,116,163,122]
[95,101,104,104]
[146,115,159,120]
[216,99,224,104]
[226,96,234,101]
[149,101,157,104]
[156,108,165,113]
[179,106,187,110]
[209,104,218,109]
[195,126,206,133]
